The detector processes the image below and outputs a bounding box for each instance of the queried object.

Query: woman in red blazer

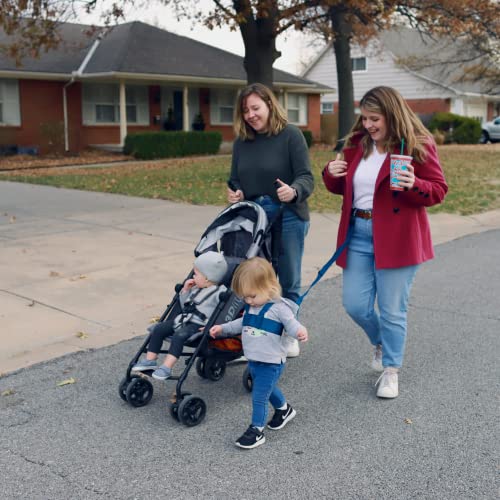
[323,86,448,399]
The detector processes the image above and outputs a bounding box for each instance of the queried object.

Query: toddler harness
[242,302,283,336]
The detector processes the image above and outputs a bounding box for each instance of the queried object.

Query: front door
[173,91,183,130]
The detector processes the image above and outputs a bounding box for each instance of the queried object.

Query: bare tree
[301,0,499,139]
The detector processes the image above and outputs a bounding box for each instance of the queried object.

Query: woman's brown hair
[233,83,288,141]
[345,86,432,163]
[231,257,281,300]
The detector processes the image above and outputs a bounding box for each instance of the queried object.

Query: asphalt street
[1,229,498,499]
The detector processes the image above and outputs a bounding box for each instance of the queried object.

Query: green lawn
[1,145,499,215]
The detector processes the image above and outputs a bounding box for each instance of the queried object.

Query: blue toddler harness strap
[296,222,354,307]
[243,303,283,336]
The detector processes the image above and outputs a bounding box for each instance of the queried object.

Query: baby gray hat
[194,251,228,284]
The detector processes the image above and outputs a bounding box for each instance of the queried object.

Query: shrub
[428,112,464,133]
[428,112,481,144]
[301,129,313,148]
[452,118,481,144]
[432,130,446,145]
[124,131,223,160]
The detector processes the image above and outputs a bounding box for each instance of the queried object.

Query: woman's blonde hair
[231,257,281,300]
[233,83,288,141]
[345,86,432,163]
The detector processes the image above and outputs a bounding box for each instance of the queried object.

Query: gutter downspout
[63,35,102,152]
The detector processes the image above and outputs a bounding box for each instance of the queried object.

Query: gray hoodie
[220,298,303,364]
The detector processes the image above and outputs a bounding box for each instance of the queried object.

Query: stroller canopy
[194,201,269,260]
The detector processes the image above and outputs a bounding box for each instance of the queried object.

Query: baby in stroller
[131,251,228,380]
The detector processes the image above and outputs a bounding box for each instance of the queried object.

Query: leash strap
[296,222,354,307]
[243,303,284,335]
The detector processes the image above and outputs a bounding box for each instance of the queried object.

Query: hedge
[301,129,313,148]
[124,131,223,159]
[428,112,481,144]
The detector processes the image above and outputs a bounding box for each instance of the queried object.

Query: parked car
[480,117,500,143]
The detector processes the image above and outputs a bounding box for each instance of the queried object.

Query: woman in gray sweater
[227,83,314,356]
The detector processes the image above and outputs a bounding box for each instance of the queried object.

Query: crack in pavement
[2,448,108,496]
[0,289,111,328]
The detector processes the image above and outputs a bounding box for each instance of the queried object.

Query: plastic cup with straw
[389,138,412,191]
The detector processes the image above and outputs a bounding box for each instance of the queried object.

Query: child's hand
[209,325,223,338]
[296,326,308,343]
[182,278,195,292]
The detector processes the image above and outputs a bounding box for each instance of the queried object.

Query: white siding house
[304,29,500,123]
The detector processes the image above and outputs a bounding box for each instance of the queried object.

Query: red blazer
[322,136,448,269]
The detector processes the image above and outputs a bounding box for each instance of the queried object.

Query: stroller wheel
[195,358,208,379]
[168,391,191,422]
[125,377,154,407]
[242,366,253,392]
[118,377,130,401]
[204,358,226,381]
[178,396,207,427]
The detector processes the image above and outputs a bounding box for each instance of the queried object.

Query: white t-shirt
[352,148,387,210]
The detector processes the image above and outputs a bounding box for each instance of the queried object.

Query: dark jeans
[148,320,200,358]
[253,196,309,303]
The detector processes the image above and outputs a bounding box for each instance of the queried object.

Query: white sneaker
[284,336,300,358]
[375,368,399,398]
[371,344,383,372]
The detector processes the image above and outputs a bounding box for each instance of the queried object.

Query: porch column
[119,80,127,146]
[283,90,289,119]
[183,85,189,131]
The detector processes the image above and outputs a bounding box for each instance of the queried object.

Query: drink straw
[400,138,405,155]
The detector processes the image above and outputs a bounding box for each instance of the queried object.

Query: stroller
[118,201,278,426]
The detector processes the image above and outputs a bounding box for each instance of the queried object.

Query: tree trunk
[237,3,280,88]
[330,6,355,141]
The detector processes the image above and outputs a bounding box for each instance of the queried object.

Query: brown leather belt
[352,208,372,220]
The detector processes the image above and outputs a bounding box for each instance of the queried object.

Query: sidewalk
[1,181,499,374]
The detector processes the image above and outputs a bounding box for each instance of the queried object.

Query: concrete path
[1,181,499,375]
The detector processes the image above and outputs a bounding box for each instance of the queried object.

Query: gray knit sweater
[229,124,314,221]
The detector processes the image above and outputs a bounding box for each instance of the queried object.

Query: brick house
[0,21,332,154]
[303,27,500,124]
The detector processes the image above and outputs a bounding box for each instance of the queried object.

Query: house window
[82,84,149,125]
[351,57,367,72]
[287,94,308,126]
[0,79,21,126]
[210,89,236,125]
[321,102,334,114]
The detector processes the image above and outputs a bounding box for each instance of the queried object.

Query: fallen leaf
[9,216,16,223]
[27,300,35,307]
[57,378,76,386]
[75,331,89,339]
[49,271,61,277]
[150,316,160,323]
[70,274,87,281]
[1,389,15,397]
[404,418,413,424]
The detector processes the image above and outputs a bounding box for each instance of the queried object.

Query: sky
[74,0,326,75]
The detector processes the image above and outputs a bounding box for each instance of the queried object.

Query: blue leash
[296,222,353,308]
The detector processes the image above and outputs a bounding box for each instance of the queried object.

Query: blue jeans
[248,360,286,428]
[342,217,419,368]
[255,196,309,303]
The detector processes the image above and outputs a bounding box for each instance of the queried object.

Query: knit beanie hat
[194,251,228,284]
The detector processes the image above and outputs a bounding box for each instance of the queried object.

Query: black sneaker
[235,426,265,449]
[267,405,297,430]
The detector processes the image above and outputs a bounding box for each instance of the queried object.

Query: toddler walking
[132,251,227,380]
[210,257,308,449]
